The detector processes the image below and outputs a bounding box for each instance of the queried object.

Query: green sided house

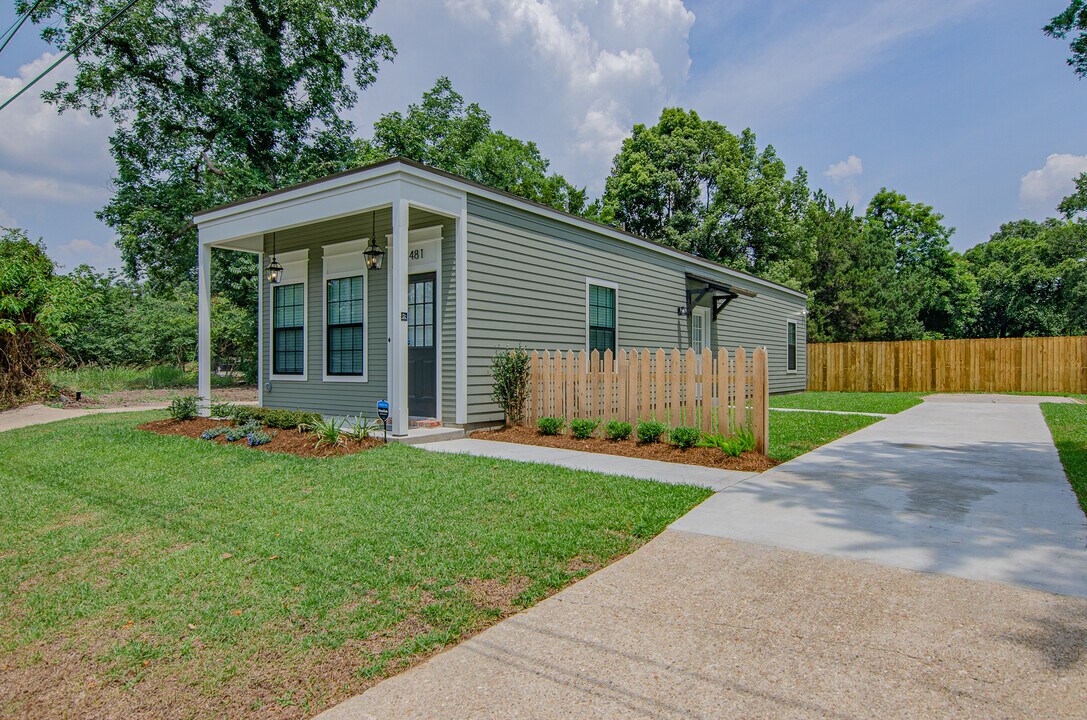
[193,158,807,436]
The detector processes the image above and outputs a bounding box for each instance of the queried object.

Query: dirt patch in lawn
[57,386,258,409]
[138,417,383,459]
[472,425,778,472]
[457,576,533,616]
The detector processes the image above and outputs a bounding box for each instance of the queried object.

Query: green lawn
[768,410,882,462]
[770,391,927,415]
[0,412,709,718]
[47,364,242,396]
[1040,402,1087,518]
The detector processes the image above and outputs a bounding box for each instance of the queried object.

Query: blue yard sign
[377,400,390,442]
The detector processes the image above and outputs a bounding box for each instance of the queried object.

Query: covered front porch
[193,162,469,436]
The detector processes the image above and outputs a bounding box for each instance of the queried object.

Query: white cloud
[824,154,864,207]
[52,237,123,272]
[1019,153,1087,212]
[0,207,17,228]
[825,154,863,181]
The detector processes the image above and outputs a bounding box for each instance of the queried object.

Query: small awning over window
[683,273,757,320]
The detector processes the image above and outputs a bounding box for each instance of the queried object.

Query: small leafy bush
[200,426,230,440]
[225,420,261,442]
[604,419,633,441]
[537,416,565,436]
[168,395,200,421]
[209,401,235,418]
[306,417,345,448]
[345,416,381,440]
[570,418,600,439]
[227,406,320,430]
[697,428,754,457]
[490,346,532,426]
[246,430,273,447]
[669,425,701,449]
[636,419,668,444]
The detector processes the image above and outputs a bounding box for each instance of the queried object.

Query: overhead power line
[0,0,143,114]
[0,0,46,57]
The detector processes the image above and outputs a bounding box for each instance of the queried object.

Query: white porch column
[197,241,212,416]
[389,197,410,436]
[455,199,468,425]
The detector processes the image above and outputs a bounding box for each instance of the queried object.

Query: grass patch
[0,412,709,718]
[768,410,882,462]
[770,391,926,415]
[47,365,242,396]
[1040,402,1087,518]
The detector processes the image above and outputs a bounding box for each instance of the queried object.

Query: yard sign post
[377,400,390,443]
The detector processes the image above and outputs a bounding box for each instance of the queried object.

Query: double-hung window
[587,281,617,356]
[787,320,798,372]
[273,284,305,375]
[327,276,365,375]
[323,240,367,381]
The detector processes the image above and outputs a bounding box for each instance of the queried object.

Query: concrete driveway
[674,394,1087,597]
[315,394,1087,719]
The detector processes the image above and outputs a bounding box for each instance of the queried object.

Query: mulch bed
[138,417,384,459]
[471,425,778,472]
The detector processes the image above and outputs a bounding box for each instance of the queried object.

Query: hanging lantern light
[364,238,385,270]
[363,211,384,270]
[265,232,283,284]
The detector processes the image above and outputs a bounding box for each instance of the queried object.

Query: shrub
[200,426,230,440]
[669,425,701,449]
[246,430,273,447]
[570,418,600,439]
[490,347,531,426]
[225,420,261,442]
[604,419,633,441]
[227,406,320,430]
[734,426,756,453]
[537,416,565,436]
[306,417,345,448]
[698,433,743,457]
[636,420,668,444]
[168,394,200,421]
[210,401,235,418]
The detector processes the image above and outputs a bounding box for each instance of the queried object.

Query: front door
[407,272,437,418]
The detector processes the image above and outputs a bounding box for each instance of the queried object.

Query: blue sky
[2,0,1085,273]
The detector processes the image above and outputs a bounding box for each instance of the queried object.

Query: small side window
[787,320,797,372]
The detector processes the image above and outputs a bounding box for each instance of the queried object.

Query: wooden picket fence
[524,347,769,454]
[808,336,1087,394]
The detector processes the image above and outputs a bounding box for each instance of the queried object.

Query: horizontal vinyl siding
[259,208,460,418]
[465,195,808,422]
[261,211,390,417]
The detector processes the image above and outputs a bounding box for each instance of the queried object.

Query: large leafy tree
[864,189,978,339]
[22,0,395,293]
[963,219,1087,338]
[360,77,588,214]
[1045,2,1087,221]
[598,108,808,274]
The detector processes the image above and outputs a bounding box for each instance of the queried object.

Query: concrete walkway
[674,393,1087,597]
[418,438,757,492]
[317,530,1087,720]
[0,403,169,433]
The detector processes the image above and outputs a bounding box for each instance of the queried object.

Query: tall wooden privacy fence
[524,347,770,454]
[808,336,1087,394]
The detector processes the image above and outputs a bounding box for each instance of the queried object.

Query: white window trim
[269,248,309,382]
[585,277,619,357]
[322,239,369,383]
[692,306,711,354]
[787,319,798,374]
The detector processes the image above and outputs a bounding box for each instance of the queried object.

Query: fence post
[640,349,651,423]
[735,346,747,430]
[603,349,614,420]
[527,350,539,426]
[753,347,769,455]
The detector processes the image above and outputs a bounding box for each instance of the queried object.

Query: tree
[598,108,808,274]
[23,0,395,291]
[1045,1,1087,79]
[1058,172,1087,220]
[0,228,74,407]
[361,77,588,214]
[864,189,978,339]
[963,219,1087,338]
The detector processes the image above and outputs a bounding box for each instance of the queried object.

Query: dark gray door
[407,272,437,418]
